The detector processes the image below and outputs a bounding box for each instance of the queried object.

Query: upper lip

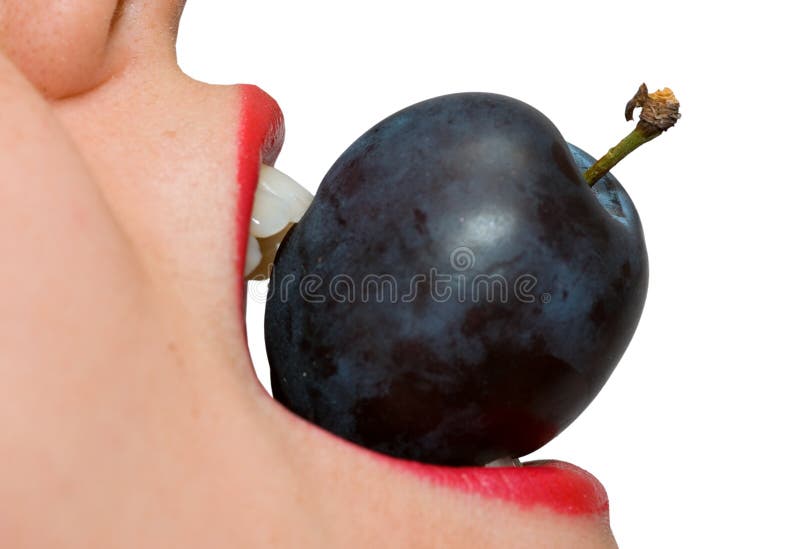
[235,84,285,285]
[236,86,609,517]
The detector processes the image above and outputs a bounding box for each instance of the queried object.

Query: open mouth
[235,84,609,517]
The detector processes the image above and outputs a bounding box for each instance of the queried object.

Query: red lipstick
[390,458,609,515]
[235,84,285,281]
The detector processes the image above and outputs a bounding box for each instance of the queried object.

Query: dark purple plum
[265,92,647,466]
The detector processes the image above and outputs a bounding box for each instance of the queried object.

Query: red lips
[235,84,285,285]
[390,457,609,515]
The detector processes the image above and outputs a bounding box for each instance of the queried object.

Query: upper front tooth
[250,187,295,237]
[250,165,313,238]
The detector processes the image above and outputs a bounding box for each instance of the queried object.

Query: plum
[265,93,647,465]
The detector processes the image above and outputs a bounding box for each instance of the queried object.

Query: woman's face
[0,1,616,546]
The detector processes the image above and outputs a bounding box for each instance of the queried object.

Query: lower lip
[235,84,285,284]
[297,418,610,516]
[280,406,610,516]
[391,457,609,515]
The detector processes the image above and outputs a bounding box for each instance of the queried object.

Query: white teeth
[246,165,313,278]
[244,235,262,278]
[250,165,313,238]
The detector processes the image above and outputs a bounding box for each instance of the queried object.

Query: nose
[0,0,192,99]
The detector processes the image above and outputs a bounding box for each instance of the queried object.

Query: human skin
[0,1,617,547]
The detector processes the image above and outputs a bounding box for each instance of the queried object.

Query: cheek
[0,0,120,97]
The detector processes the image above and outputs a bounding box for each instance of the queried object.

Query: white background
[178,2,799,547]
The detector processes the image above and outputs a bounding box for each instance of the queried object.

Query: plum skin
[265,93,648,466]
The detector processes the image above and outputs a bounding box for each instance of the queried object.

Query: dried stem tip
[625,83,681,133]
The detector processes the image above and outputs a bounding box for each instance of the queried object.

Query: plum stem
[583,83,681,186]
